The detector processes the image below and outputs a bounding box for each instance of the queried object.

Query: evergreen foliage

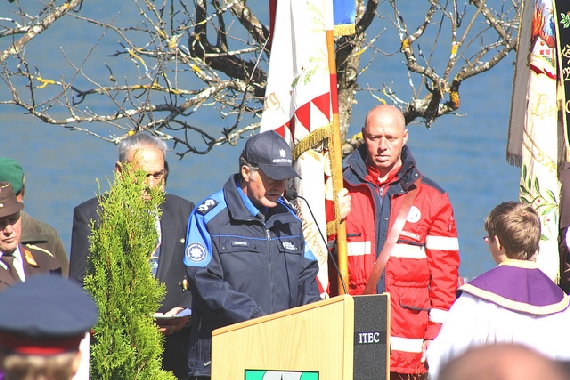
[84,164,176,380]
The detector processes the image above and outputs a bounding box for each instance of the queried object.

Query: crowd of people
[0,105,569,379]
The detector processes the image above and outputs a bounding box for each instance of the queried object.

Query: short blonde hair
[0,351,78,380]
[484,202,540,260]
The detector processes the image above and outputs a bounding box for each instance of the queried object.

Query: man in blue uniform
[184,130,322,379]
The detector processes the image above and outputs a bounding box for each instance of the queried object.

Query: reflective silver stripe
[347,241,371,256]
[390,337,424,353]
[429,308,448,324]
[391,243,426,259]
[425,235,459,251]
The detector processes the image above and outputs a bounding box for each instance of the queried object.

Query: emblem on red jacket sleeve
[407,205,421,223]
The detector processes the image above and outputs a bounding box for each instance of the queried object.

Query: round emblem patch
[407,205,421,223]
[185,242,207,263]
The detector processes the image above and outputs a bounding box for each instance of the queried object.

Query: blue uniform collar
[225,175,296,227]
[236,179,267,218]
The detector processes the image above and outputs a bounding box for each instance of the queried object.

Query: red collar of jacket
[365,164,402,186]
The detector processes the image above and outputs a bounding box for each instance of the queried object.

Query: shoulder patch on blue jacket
[185,242,211,265]
[196,198,218,215]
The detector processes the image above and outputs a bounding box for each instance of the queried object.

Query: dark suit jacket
[69,193,194,379]
[0,243,62,291]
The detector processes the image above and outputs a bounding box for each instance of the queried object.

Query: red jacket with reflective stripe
[337,145,460,374]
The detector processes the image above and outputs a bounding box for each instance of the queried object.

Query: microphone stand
[286,190,348,295]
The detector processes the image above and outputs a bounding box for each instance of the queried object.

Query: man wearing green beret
[0,157,68,277]
[0,182,61,291]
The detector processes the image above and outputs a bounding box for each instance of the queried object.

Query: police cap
[0,274,98,355]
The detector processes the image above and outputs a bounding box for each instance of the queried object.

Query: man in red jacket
[334,105,460,379]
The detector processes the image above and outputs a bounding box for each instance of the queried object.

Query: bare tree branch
[0,0,521,157]
[1,0,83,63]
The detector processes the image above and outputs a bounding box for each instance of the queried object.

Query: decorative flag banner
[261,0,345,296]
[507,0,567,281]
[555,0,570,286]
[557,2,570,144]
[333,0,356,36]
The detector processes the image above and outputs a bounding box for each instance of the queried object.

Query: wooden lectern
[212,294,390,379]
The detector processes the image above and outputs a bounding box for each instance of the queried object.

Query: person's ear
[72,350,82,375]
[241,165,251,182]
[495,236,504,251]
[115,161,123,173]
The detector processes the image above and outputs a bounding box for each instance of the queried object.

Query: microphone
[285,188,348,295]
[285,189,298,201]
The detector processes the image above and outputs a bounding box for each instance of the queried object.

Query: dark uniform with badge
[183,130,321,378]
[0,274,98,380]
[0,157,69,277]
[0,182,61,291]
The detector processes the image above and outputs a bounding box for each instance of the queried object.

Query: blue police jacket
[183,174,321,376]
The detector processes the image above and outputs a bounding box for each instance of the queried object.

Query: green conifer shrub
[84,163,176,380]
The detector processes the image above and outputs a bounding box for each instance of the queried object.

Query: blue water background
[0,1,520,278]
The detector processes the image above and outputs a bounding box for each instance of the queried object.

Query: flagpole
[326,28,348,295]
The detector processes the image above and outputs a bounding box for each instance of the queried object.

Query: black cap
[242,130,300,180]
[0,275,98,355]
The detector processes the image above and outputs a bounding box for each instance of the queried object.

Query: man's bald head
[439,345,569,380]
[362,105,408,179]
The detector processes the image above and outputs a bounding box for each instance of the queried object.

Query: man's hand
[338,188,351,220]
[421,339,432,368]
[155,307,190,335]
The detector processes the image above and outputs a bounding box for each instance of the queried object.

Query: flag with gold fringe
[262,0,354,296]
[507,0,568,281]
[333,0,356,36]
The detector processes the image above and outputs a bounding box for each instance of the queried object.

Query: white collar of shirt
[155,216,162,247]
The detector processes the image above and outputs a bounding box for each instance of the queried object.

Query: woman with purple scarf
[426,202,570,380]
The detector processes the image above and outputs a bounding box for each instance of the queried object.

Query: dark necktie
[1,253,21,282]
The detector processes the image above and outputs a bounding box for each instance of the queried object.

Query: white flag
[261,0,336,296]
[507,0,562,280]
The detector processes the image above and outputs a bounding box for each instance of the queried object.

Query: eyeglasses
[483,236,489,244]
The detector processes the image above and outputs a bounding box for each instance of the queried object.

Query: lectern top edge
[212,294,353,336]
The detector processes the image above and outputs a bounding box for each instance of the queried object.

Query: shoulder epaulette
[196,198,218,215]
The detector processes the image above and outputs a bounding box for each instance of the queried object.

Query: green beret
[0,157,24,195]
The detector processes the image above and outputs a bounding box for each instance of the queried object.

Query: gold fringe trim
[292,122,344,235]
[328,135,341,236]
[292,124,333,160]
[334,24,355,37]
[326,220,337,237]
